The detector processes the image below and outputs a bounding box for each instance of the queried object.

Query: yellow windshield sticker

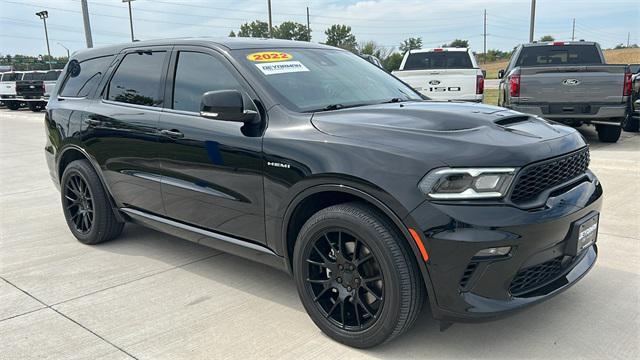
[246,51,293,62]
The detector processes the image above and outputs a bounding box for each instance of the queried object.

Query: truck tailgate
[393,68,478,100]
[519,65,625,103]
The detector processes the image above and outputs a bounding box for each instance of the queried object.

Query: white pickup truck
[392,48,484,102]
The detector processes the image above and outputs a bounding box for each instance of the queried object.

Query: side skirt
[120,208,289,272]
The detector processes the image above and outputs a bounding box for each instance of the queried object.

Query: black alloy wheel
[60,159,124,244]
[64,173,94,234]
[294,202,425,348]
[304,229,384,331]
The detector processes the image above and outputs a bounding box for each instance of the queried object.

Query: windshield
[403,51,474,70]
[232,48,422,112]
[22,72,46,80]
[516,45,603,66]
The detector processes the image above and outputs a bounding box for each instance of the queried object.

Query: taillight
[509,73,521,97]
[623,69,632,96]
[476,74,484,94]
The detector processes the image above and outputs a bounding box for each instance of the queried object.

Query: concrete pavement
[1,108,638,359]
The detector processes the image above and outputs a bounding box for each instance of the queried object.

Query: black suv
[45,38,602,348]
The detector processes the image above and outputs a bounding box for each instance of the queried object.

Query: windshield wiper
[305,103,371,113]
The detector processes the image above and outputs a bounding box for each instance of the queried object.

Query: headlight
[418,168,516,199]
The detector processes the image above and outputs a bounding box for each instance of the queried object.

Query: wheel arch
[57,145,125,222]
[280,183,436,303]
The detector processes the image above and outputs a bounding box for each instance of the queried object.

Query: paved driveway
[1,108,638,359]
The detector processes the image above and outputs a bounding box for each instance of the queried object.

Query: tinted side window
[172,52,242,112]
[2,73,19,81]
[108,51,166,107]
[44,70,62,81]
[60,56,114,97]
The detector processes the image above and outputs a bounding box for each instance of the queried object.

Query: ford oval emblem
[562,79,580,86]
[429,80,441,85]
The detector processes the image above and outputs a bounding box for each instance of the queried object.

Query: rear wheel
[28,102,45,112]
[596,123,622,143]
[6,101,20,110]
[293,202,425,348]
[622,114,639,132]
[61,159,123,244]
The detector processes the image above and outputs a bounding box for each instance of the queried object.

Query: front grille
[509,256,566,296]
[510,147,590,205]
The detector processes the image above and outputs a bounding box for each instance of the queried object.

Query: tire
[622,114,639,132]
[596,123,622,143]
[6,101,20,110]
[60,159,124,245]
[293,202,425,348]
[28,102,45,112]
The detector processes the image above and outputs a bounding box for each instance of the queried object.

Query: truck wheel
[293,202,425,348]
[61,159,124,245]
[622,114,639,132]
[596,124,622,143]
[6,101,20,110]
[28,102,46,112]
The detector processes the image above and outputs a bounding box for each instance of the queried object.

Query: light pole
[122,0,135,42]
[35,10,52,70]
[58,42,70,59]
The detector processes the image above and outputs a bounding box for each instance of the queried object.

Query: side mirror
[498,69,505,79]
[200,90,259,124]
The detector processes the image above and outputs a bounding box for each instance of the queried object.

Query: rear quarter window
[59,56,114,97]
[107,51,166,107]
[404,51,473,70]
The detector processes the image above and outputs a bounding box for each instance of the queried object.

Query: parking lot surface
[1,108,638,359]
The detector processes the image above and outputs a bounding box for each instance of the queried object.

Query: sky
[0,0,639,57]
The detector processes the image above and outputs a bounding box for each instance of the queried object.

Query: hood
[311,101,586,167]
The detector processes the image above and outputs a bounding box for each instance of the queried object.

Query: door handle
[85,118,101,127]
[160,129,184,139]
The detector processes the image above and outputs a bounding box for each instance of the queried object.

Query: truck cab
[392,48,484,102]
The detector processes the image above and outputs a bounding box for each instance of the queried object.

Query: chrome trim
[120,208,276,255]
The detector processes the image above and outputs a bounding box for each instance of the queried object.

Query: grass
[480,48,640,79]
[483,88,499,106]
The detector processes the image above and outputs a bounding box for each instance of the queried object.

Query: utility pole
[35,11,52,70]
[267,0,273,38]
[628,32,631,47]
[57,42,70,59]
[306,6,311,41]
[529,0,536,43]
[483,9,487,64]
[123,0,135,42]
[81,0,93,48]
[572,18,575,41]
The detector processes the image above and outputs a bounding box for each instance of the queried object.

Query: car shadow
[96,223,622,358]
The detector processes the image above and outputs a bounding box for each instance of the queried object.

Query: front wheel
[293,202,425,348]
[596,123,622,143]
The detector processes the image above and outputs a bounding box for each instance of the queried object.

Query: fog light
[474,246,511,258]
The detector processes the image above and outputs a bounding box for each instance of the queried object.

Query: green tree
[539,35,555,42]
[358,41,392,60]
[324,24,357,52]
[399,37,422,53]
[383,52,404,72]
[274,21,310,41]
[237,20,269,38]
[228,30,236,37]
[443,39,469,48]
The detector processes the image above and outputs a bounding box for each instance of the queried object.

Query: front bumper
[406,171,602,322]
